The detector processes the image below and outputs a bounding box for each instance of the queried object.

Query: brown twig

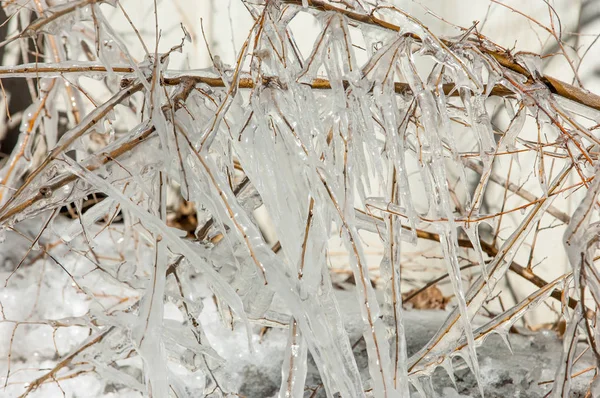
[18,327,113,397]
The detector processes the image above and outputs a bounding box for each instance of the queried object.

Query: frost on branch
[0,0,600,397]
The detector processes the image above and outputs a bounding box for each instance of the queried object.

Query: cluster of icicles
[1,0,599,397]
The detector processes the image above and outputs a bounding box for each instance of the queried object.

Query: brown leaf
[402,286,450,310]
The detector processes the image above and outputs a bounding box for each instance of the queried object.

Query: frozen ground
[0,248,593,398]
[214,290,595,398]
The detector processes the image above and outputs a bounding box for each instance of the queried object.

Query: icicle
[399,43,484,395]
[278,319,308,398]
[88,357,146,393]
[549,310,581,398]
[379,163,410,396]
[58,198,117,242]
[441,358,457,390]
[500,102,526,164]
[460,89,496,156]
[411,377,427,398]
[131,173,169,397]
[514,52,543,79]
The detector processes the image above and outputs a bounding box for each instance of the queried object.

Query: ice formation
[1,0,600,397]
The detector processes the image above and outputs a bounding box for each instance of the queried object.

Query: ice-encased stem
[279,319,308,398]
